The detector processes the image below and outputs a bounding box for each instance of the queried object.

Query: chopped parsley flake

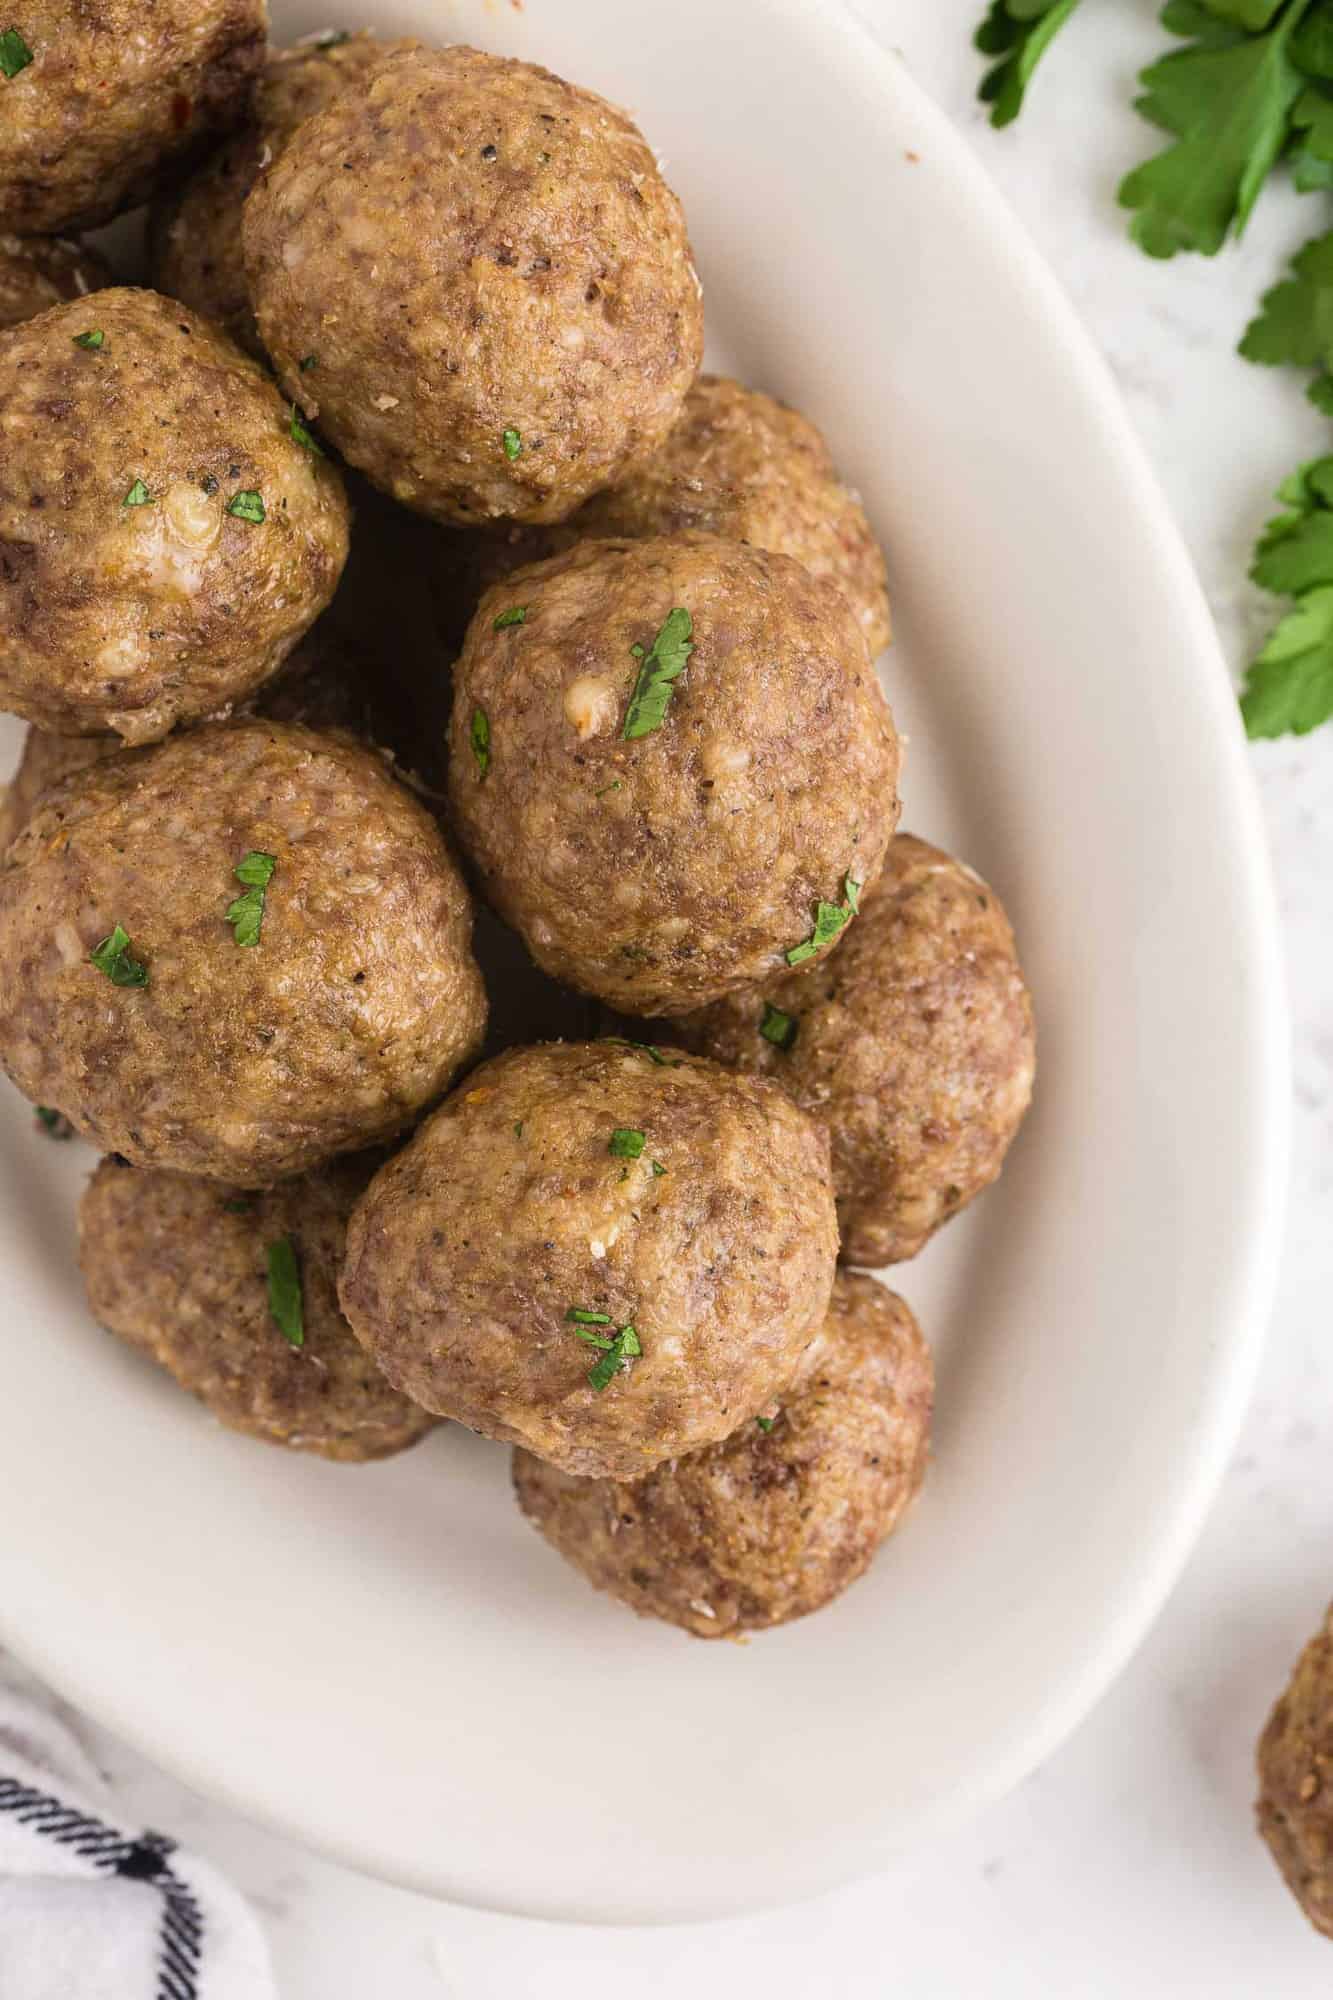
[0,26,32,77]
[609,1127,645,1159]
[651,1159,667,1177]
[622,607,693,740]
[760,1002,798,1051]
[786,873,863,966]
[34,1106,72,1139]
[266,1237,304,1348]
[226,489,265,524]
[225,850,276,948]
[493,605,528,629]
[470,706,491,779]
[514,1120,524,1138]
[89,924,148,987]
[755,1415,776,1433]
[502,427,522,461]
[72,329,104,351]
[122,480,151,509]
[223,1197,253,1215]
[566,1307,613,1326]
[586,1324,642,1393]
[299,353,318,372]
[603,1036,681,1067]
[289,406,323,455]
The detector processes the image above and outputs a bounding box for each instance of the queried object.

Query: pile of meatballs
[0,12,1038,1645]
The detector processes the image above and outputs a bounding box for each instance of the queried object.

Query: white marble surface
[9,2,1333,1990]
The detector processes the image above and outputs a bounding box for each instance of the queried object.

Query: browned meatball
[447,534,900,1016]
[0,232,108,331]
[682,833,1035,1265]
[513,1271,932,1637]
[0,720,486,1182]
[0,726,110,853]
[1258,1603,1333,1939]
[438,376,891,658]
[149,33,401,357]
[0,289,350,743]
[243,43,703,525]
[339,1041,838,1480]
[0,0,264,235]
[80,1153,437,1461]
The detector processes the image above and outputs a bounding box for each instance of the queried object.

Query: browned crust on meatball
[149,34,403,358]
[0,0,265,235]
[80,1153,436,1460]
[0,232,109,332]
[243,43,704,524]
[339,1040,839,1480]
[0,727,111,853]
[0,719,487,1183]
[0,289,351,743]
[681,832,1035,1265]
[447,533,901,1015]
[1258,1604,1333,1939]
[513,1271,931,1637]
[436,375,891,658]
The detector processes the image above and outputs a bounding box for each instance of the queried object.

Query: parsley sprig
[225,851,276,947]
[975,1,1084,128]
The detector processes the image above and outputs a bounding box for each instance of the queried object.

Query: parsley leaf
[34,1106,72,1139]
[72,329,104,350]
[266,1237,304,1348]
[622,607,693,739]
[89,924,148,987]
[651,1159,667,1176]
[586,1324,641,1393]
[470,706,491,779]
[760,1002,798,1050]
[566,1307,613,1325]
[755,1414,776,1433]
[502,427,522,461]
[225,850,276,947]
[493,605,528,629]
[289,407,323,455]
[299,353,318,371]
[975,0,1084,129]
[0,26,32,76]
[226,489,265,523]
[1240,230,1333,412]
[785,872,863,967]
[1119,2,1315,258]
[602,1036,681,1066]
[1242,456,1333,734]
[122,480,151,508]
[609,1127,645,1158]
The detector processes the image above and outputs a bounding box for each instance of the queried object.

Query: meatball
[0,719,486,1182]
[439,375,891,658]
[338,1040,838,1480]
[0,232,108,331]
[0,727,110,853]
[513,1271,932,1638]
[0,0,264,235]
[683,833,1035,1266]
[447,533,901,1015]
[1258,1604,1333,1939]
[149,32,400,358]
[243,43,703,525]
[80,1153,436,1461]
[0,289,350,743]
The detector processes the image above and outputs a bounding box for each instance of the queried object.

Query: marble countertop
[10,3,1333,1991]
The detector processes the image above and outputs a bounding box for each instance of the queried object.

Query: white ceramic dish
[0,0,1287,1925]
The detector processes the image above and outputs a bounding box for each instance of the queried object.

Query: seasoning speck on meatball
[514,1270,932,1637]
[80,1153,437,1461]
[338,1040,839,1480]
[1258,1602,1333,1940]
[0,289,351,743]
[447,532,901,1015]
[0,720,486,1183]
[683,832,1035,1264]
[243,43,704,524]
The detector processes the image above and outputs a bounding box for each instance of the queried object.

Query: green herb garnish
[651,1159,667,1176]
[609,1127,645,1159]
[602,1036,681,1067]
[622,607,693,740]
[566,1307,613,1326]
[755,1415,776,1433]
[266,1236,304,1347]
[122,480,151,509]
[0,26,32,77]
[586,1324,642,1393]
[975,1,1082,129]
[502,427,522,461]
[225,850,276,947]
[493,605,528,629]
[72,329,104,351]
[514,1120,524,1138]
[226,489,265,523]
[89,924,148,987]
[760,1002,798,1050]
[223,1197,253,1214]
[786,873,862,966]
[299,353,318,371]
[470,706,491,779]
[289,407,323,455]
[34,1106,71,1139]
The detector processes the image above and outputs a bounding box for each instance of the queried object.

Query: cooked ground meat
[681,832,1035,1264]
[1258,1602,1333,1940]
[513,1270,932,1637]
[0,288,350,742]
[338,1040,839,1480]
[0,232,109,330]
[149,32,401,357]
[80,1152,437,1460]
[0,719,486,1182]
[242,43,703,524]
[447,532,901,1015]
[0,0,264,235]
